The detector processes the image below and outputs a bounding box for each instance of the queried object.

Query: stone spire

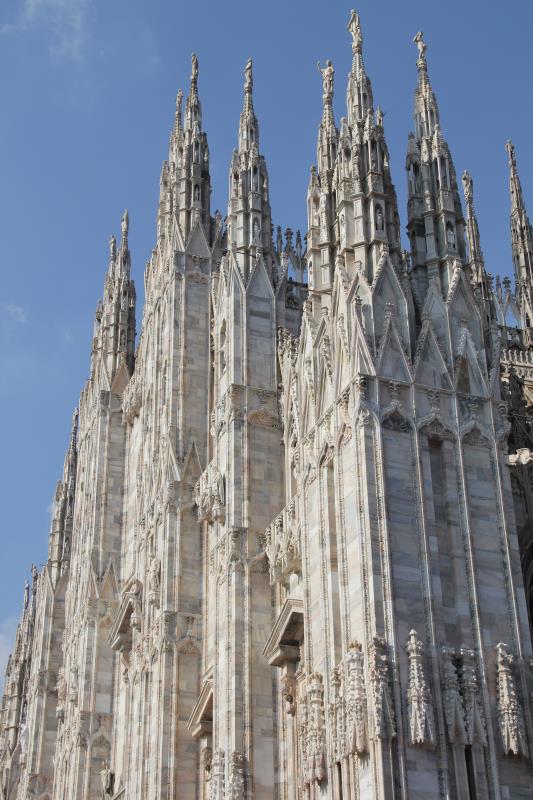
[462,170,490,299]
[412,31,440,140]
[227,58,274,282]
[185,53,201,130]
[238,57,259,152]
[47,408,78,583]
[506,141,533,341]
[166,54,211,240]
[346,9,373,124]
[92,211,136,381]
[406,31,466,308]
[307,9,402,302]
[507,141,533,284]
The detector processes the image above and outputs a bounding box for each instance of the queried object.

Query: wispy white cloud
[0,616,18,683]
[1,0,91,60]
[5,303,28,324]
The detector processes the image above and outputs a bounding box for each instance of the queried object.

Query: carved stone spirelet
[209,749,225,800]
[441,647,467,745]
[405,629,435,746]
[298,672,327,787]
[459,648,487,747]
[344,641,368,755]
[495,643,528,757]
[226,751,245,799]
[369,636,396,740]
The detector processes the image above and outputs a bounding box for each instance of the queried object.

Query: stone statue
[23,581,29,610]
[244,57,253,93]
[375,204,384,231]
[252,218,260,243]
[149,557,161,593]
[413,31,426,61]
[317,60,334,101]
[56,669,67,705]
[121,209,129,241]
[446,224,456,250]
[347,9,362,49]
[462,170,473,204]
[191,53,198,82]
[100,761,114,797]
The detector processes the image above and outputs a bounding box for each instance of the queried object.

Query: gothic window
[194,142,199,163]
[233,172,239,197]
[252,166,259,192]
[250,127,254,142]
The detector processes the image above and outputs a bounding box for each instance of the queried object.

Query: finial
[462,170,473,204]
[317,59,334,104]
[413,31,427,65]
[121,209,129,242]
[109,234,117,262]
[175,88,183,130]
[506,140,516,168]
[244,57,253,94]
[191,53,198,83]
[347,9,362,51]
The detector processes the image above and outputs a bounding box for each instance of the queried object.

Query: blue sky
[0,0,531,669]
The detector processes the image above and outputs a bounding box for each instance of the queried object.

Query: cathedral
[3,10,533,799]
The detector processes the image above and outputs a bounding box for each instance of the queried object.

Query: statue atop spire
[175,89,183,132]
[413,31,427,66]
[317,59,334,105]
[244,57,253,94]
[347,9,362,52]
[121,209,129,247]
[185,53,201,131]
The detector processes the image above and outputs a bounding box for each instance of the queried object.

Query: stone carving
[405,630,435,746]
[344,640,368,755]
[148,557,161,607]
[441,647,466,744]
[195,463,226,523]
[298,672,326,787]
[226,751,245,799]
[459,648,486,747]
[209,749,225,800]
[369,636,396,740]
[100,761,114,797]
[496,642,527,757]
[281,672,297,716]
[317,60,334,102]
